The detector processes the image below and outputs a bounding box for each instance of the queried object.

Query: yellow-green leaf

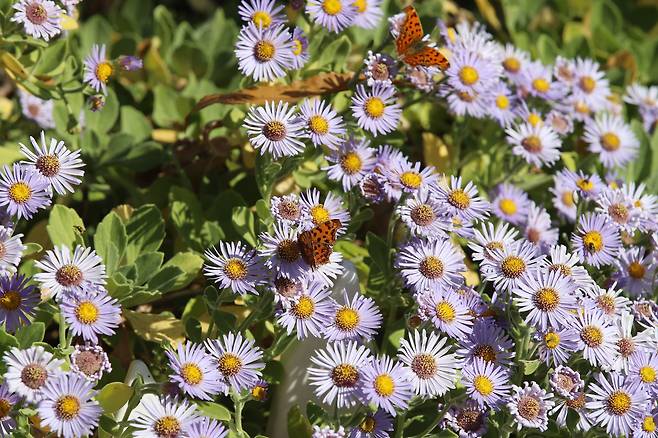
[124,310,185,345]
[96,383,133,414]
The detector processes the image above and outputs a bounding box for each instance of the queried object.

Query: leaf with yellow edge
[124,310,185,345]
[60,13,79,30]
[96,382,133,414]
[474,0,501,31]
[422,132,453,173]
[0,51,29,80]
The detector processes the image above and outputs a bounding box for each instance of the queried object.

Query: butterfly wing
[403,46,450,70]
[309,219,341,245]
[298,230,316,266]
[396,6,423,56]
[298,219,342,268]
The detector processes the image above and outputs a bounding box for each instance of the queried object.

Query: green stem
[58,310,69,362]
[393,411,406,438]
[232,391,245,435]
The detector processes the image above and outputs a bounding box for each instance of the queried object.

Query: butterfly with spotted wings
[395,5,450,70]
[297,219,342,269]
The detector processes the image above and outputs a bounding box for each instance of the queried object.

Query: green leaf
[96,383,134,414]
[15,322,45,348]
[365,232,389,273]
[287,405,312,438]
[195,401,231,421]
[232,206,257,247]
[120,106,152,142]
[158,252,204,292]
[520,359,541,375]
[22,242,43,257]
[212,310,237,334]
[124,310,185,344]
[32,39,68,76]
[133,252,165,285]
[170,43,209,77]
[94,212,127,275]
[152,84,194,127]
[170,186,210,252]
[262,360,284,385]
[125,205,165,264]
[47,205,85,248]
[387,328,406,350]
[84,88,119,134]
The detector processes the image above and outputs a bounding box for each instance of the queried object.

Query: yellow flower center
[582,231,603,253]
[55,395,80,420]
[579,76,596,93]
[501,256,526,278]
[340,152,362,175]
[410,204,435,226]
[322,0,342,15]
[503,57,520,73]
[532,78,550,93]
[75,301,99,324]
[410,353,437,379]
[223,258,248,280]
[606,391,631,415]
[262,120,287,141]
[154,416,181,438]
[581,325,603,347]
[218,353,242,377]
[254,41,276,62]
[353,0,367,13]
[21,364,48,389]
[251,10,272,28]
[419,256,444,279]
[251,384,267,401]
[533,287,560,311]
[600,132,621,152]
[608,204,629,223]
[331,363,359,387]
[640,366,657,383]
[644,416,657,433]
[495,94,509,109]
[8,182,31,204]
[629,262,646,279]
[181,363,203,385]
[335,308,360,331]
[517,396,541,420]
[277,239,300,263]
[56,264,83,287]
[473,375,494,395]
[292,39,303,56]
[373,374,395,397]
[561,191,575,207]
[359,416,376,432]
[26,4,48,24]
[459,66,479,86]
[575,101,590,114]
[364,97,385,118]
[576,178,593,192]
[36,155,61,177]
[311,205,330,225]
[95,62,113,84]
[544,331,560,349]
[435,301,456,322]
[473,344,497,363]
[0,399,12,418]
[521,135,542,153]
[292,296,315,319]
[447,189,470,210]
[498,198,517,216]
[309,115,329,135]
[0,291,21,311]
[527,113,542,127]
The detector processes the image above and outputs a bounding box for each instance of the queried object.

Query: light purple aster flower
[270,193,310,226]
[0,383,19,436]
[70,343,112,382]
[299,98,346,149]
[308,340,372,408]
[613,247,656,298]
[364,51,398,87]
[506,122,561,167]
[0,273,39,333]
[432,175,490,224]
[36,373,101,438]
[381,159,438,202]
[537,244,594,295]
[258,223,309,280]
[550,170,577,222]
[34,245,106,300]
[352,0,383,29]
[276,280,334,339]
[237,0,286,28]
[324,290,382,342]
[571,58,611,111]
[522,203,558,254]
[397,329,458,397]
[573,309,620,368]
[312,425,346,438]
[571,212,621,267]
[348,409,393,438]
[60,287,121,344]
[583,284,631,323]
[20,131,85,195]
[357,355,413,416]
[626,350,658,396]
[11,0,63,41]
[488,81,517,127]
[521,60,568,101]
[83,44,113,95]
[324,137,377,190]
[4,345,64,403]
[396,238,465,294]
[131,396,199,438]
[351,84,401,136]
[467,221,518,262]
[595,188,641,233]
[534,327,580,367]
[407,66,439,93]
[166,342,224,400]
[444,399,489,438]
[243,101,306,159]
[583,113,639,169]
[117,55,143,71]
[490,183,530,225]
[0,226,25,275]
[507,381,555,431]
[18,89,55,129]
[359,172,387,204]
[586,371,649,437]
[455,319,515,368]
[417,289,473,340]
[397,188,451,239]
[300,188,351,233]
[438,84,488,118]
[461,358,511,409]
[205,331,264,394]
[0,163,52,220]
[235,23,294,82]
[306,0,357,33]
[549,365,584,399]
[445,49,498,95]
[545,109,575,135]
[204,241,266,295]
[188,417,228,438]
[480,240,541,292]
[633,406,658,438]
[563,169,604,200]
[550,390,593,432]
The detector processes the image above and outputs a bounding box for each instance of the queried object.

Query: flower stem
[232,391,245,435]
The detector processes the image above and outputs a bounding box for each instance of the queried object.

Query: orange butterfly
[297,219,342,269]
[395,5,450,70]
